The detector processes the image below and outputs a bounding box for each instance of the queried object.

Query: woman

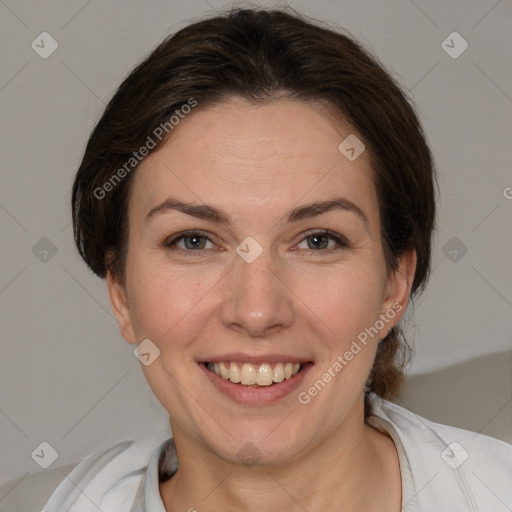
[35,6,511,511]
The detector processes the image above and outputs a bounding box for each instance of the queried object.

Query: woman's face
[108,97,414,466]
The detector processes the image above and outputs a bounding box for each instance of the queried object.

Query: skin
[107,97,416,511]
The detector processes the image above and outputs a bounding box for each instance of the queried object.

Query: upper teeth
[207,362,301,386]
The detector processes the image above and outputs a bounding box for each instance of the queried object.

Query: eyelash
[162,229,349,255]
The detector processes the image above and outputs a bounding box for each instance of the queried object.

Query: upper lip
[199,353,313,365]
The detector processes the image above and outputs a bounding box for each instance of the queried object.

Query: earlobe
[106,271,137,345]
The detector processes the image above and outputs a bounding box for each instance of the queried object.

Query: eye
[295,230,349,252]
[163,230,216,253]
[162,229,349,255]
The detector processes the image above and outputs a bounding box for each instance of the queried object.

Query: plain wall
[1,0,511,482]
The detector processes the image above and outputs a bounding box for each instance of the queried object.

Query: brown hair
[72,7,436,418]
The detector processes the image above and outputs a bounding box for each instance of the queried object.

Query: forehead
[129,98,378,227]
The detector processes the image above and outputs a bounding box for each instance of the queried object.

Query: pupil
[310,234,327,250]
[186,235,204,250]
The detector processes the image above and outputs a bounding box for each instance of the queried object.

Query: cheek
[126,259,214,347]
[306,265,385,341]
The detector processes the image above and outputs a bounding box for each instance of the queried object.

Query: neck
[159,398,401,512]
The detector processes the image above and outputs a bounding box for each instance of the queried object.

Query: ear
[106,270,137,345]
[379,249,417,333]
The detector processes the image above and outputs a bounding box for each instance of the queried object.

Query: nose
[220,249,294,338]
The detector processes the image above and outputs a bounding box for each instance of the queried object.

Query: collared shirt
[41,393,512,511]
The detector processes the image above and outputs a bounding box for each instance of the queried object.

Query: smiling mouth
[202,361,312,387]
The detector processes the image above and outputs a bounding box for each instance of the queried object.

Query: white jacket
[18,393,512,511]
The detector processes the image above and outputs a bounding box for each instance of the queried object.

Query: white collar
[127,392,511,511]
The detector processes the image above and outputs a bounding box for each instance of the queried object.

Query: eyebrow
[144,196,368,226]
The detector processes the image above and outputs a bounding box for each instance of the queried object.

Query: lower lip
[199,362,313,405]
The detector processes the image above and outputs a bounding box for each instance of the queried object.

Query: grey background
[1,0,511,483]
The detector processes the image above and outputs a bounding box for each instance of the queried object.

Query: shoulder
[0,435,169,512]
[367,393,512,510]
[370,393,512,463]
